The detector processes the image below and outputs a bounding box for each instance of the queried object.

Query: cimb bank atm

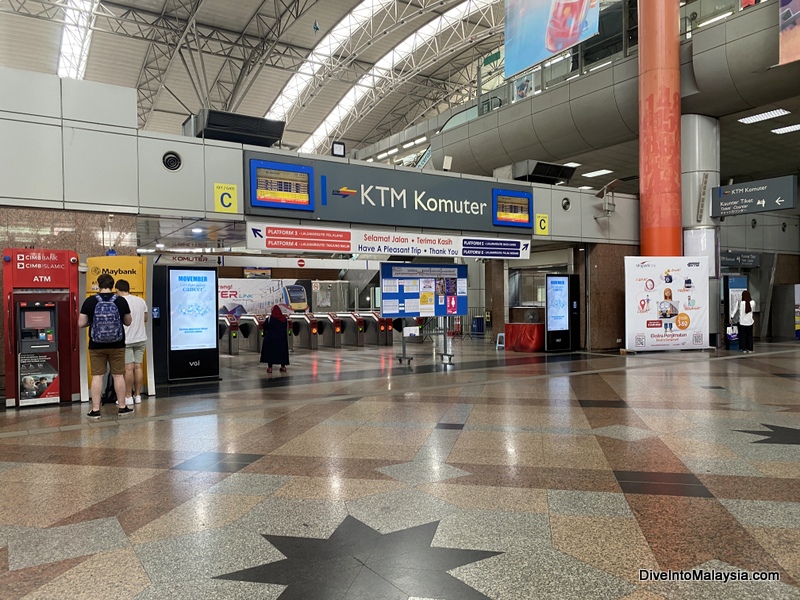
[3,249,81,407]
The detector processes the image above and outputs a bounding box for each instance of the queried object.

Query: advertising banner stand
[624,257,710,352]
[545,274,580,352]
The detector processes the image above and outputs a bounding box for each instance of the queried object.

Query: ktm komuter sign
[711,176,797,217]
[246,223,531,260]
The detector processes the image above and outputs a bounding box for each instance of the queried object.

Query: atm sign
[3,249,75,288]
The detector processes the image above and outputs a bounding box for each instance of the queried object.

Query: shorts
[89,347,126,376]
[125,341,146,364]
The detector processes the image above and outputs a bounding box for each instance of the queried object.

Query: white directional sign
[246,221,531,259]
[711,176,797,217]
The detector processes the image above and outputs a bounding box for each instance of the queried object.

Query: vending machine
[3,249,81,407]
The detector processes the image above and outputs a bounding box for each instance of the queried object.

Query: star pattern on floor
[735,424,800,445]
[216,516,501,599]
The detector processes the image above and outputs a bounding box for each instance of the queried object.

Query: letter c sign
[214,183,238,214]
[535,213,549,236]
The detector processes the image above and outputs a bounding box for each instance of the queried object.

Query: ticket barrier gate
[289,314,318,350]
[238,315,265,353]
[379,317,394,346]
[358,312,381,345]
[337,313,364,347]
[314,313,342,348]
[218,315,240,355]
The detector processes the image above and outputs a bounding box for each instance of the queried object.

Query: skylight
[299,0,499,154]
[58,0,98,79]
[265,0,394,122]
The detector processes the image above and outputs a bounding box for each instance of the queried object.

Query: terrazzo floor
[1,337,799,599]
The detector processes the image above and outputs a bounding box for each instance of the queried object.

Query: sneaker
[279,366,287,372]
[267,367,272,374]
[133,395,142,404]
[118,406,134,416]
[87,410,101,420]
[125,397,134,406]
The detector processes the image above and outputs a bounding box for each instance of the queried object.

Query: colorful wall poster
[780,0,800,65]
[624,257,710,351]
[505,0,601,78]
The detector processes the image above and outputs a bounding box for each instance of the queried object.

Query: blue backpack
[91,294,124,343]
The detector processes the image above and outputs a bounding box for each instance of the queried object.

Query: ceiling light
[771,124,800,135]
[578,186,593,190]
[366,158,374,162]
[583,169,613,178]
[566,74,580,81]
[191,228,203,233]
[387,148,398,155]
[563,162,581,168]
[377,152,388,159]
[698,12,733,27]
[155,243,165,249]
[414,136,427,144]
[738,109,790,124]
[402,141,415,149]
[555,181,566,186]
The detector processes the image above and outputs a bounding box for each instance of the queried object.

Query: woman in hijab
[260,305,290,374]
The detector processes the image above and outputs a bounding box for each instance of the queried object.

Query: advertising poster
[505,0,601,78]
[795,284,800,339]
[170,269,217,351]
[624,257,710,351]
[18,352,60,405]
[546,275,569,331]
[780,0,800,65]
[218,278,299,316]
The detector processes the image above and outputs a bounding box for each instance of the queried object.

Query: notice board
[380,263,468,318]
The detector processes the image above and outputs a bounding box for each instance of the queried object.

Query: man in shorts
[79,273,133,419]
[115,279,148,405]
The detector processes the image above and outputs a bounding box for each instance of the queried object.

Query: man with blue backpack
[79,273,133,420]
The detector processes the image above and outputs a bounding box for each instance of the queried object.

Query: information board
[379,263,468,318]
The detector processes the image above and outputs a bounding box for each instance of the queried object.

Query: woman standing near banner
[734,290,757,353]
[261,305,290,374]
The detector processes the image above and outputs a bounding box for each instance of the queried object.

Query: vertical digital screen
[546,275,569,331]
[492,189,533,228]
[250,160,314,211]
[169,268,218,351]
[23,311,52,329]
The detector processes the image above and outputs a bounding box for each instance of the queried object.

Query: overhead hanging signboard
[244,150,535,235]
[380,263,468,318]
[624,256,710,352]
[504,0,601,79]
[711,176,797,217]
[780,0,800,65]
[246,221,531,260]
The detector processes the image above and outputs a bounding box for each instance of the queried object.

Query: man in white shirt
[115,279,149,404]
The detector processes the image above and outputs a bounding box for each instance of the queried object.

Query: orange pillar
[638,0,682,256]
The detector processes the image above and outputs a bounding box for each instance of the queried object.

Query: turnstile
[338,313,364,347]
[289,314,318,349]
[238,315,265,353]
[218,315,240,355]
[314,313,342,348]
[358,312,381,345]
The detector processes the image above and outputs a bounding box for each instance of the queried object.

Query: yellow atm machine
[85,256,153,397]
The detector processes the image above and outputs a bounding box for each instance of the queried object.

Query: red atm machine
[3,249,81,407]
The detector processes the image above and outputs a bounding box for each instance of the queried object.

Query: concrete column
[486,259,506,334]
[682,114,720,269]
[638,0,682,256]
